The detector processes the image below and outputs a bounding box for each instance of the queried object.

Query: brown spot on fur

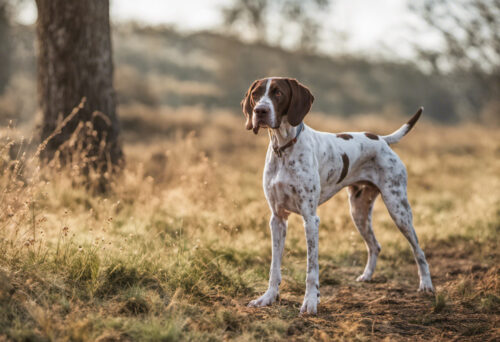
[365,132,379,140]
[337,133,353,140]
[337,153,349,184]
[401,200,410,211]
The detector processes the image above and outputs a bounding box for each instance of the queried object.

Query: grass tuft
[432,291,447,313]
[120,286,151,315]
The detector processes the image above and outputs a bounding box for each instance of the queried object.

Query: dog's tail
[381,107,423,145]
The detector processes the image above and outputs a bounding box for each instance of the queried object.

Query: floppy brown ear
[241,80,259,130]
[285,78,314,126]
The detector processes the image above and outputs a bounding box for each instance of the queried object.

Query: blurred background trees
[412,0,500,124]
[0,0,498,133]
[222,0,330,51]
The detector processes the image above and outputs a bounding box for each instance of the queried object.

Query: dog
[241,77,434,315]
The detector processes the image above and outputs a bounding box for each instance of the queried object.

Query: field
[0,107,499,341]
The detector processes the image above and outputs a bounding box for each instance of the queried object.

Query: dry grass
[0,108,499,341]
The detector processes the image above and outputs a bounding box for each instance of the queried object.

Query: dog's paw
[356,273,372,282]
[300,294,318,315]
[418,278,434,293]
[248,290,278,308]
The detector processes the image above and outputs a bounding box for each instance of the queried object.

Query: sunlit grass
[0,110,499,340]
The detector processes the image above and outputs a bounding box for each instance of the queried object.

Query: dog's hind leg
[347,183,381,282]
[379,166,434,292]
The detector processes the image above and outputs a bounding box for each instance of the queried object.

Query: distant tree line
[411,0,500,123]
[223,0,330,52]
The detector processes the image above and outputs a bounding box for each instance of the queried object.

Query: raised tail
[382,107,423,145]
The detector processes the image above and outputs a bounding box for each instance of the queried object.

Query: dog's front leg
[248,214,287,308]
[301,214,320,314]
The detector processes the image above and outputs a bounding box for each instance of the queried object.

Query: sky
[16,0,441,60]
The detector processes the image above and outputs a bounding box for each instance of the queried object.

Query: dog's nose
[254,106,270,117]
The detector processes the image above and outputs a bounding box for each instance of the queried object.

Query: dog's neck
[268,118,300,150]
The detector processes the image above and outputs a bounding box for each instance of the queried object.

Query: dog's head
[241,77,314,134]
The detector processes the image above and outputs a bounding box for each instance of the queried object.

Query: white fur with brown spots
[242,77,433,315]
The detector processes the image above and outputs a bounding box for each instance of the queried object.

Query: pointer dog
[242,77,434,314]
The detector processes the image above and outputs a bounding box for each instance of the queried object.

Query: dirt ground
[235,251,499,341]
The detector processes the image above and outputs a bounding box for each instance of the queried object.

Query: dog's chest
[263,148,320,214]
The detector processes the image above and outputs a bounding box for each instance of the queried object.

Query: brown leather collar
[271,122,304,157]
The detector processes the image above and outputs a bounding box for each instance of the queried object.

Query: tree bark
[35,0,122,167]
[0,1,11,94]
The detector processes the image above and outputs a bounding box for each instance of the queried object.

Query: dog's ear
[241,80,259,130]
[285,78,314,126]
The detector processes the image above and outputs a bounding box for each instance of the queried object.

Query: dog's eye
[275,90,282,97]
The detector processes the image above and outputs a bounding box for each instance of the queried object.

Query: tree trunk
[0,1,11,94]
[35,0,122,168]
